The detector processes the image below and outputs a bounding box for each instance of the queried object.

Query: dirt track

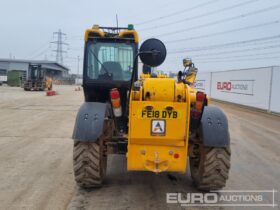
[0,85,279,210]
[0,86,81,210]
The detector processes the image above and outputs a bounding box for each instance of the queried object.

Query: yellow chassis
[127,77,197,173]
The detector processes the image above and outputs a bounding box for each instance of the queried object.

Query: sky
[0,0,280,74]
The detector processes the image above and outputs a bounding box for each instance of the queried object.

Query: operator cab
[29,64,44,81]
[83,25,138,103]
[86,41,134,81]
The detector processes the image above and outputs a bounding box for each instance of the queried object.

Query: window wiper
[89,49,111,76]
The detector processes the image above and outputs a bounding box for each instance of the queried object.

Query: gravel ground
[0,85,279,210]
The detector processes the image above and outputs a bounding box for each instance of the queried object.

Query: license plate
[138,109,181,119]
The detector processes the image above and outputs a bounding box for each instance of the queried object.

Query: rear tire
[190,132,231,191]
[73,125,108,188]
[73,119,112,188]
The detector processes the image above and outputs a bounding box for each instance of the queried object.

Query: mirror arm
[127,52,143,104]
[129,52,142,92]
[125,52,141,117]
[127,51,157,106]
[129,50,159,93]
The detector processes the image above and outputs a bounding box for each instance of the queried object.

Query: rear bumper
[127,144,187,173]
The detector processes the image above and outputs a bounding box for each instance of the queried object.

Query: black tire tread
[191,147,231,191]
[73,140,104,188]
[73,120,111,188]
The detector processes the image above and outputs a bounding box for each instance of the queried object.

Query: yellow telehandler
[72,25,230,191]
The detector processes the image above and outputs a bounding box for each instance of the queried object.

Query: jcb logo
[217,82,232,91]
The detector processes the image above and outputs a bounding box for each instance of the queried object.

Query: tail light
[110,88,122,117]
[196,91,206,111]
[191,92,206,120]
[196,91,206,102]
[195,101,203,110]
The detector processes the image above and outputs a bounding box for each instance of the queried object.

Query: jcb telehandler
[72,25,231,191]
[23,64,52,91]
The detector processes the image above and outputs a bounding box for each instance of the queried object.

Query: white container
[210,67,272,110]
[0,75,7,82]
[195,72,211,95]
[270,66,280,113]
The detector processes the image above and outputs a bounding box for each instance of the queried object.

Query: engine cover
[143,78,175,101]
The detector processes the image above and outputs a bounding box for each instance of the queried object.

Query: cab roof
[84,25,139,43]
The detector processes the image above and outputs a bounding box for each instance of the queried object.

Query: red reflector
[174,153,180,159]
[196,92,205,101]
[110,88,120,99]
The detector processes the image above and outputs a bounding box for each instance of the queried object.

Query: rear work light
[128,24,134,30]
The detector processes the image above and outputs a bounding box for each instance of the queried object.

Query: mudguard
[72,102,107,141]
[199,106,230,147]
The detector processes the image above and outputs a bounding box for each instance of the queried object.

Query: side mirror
[139,38,167,67]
